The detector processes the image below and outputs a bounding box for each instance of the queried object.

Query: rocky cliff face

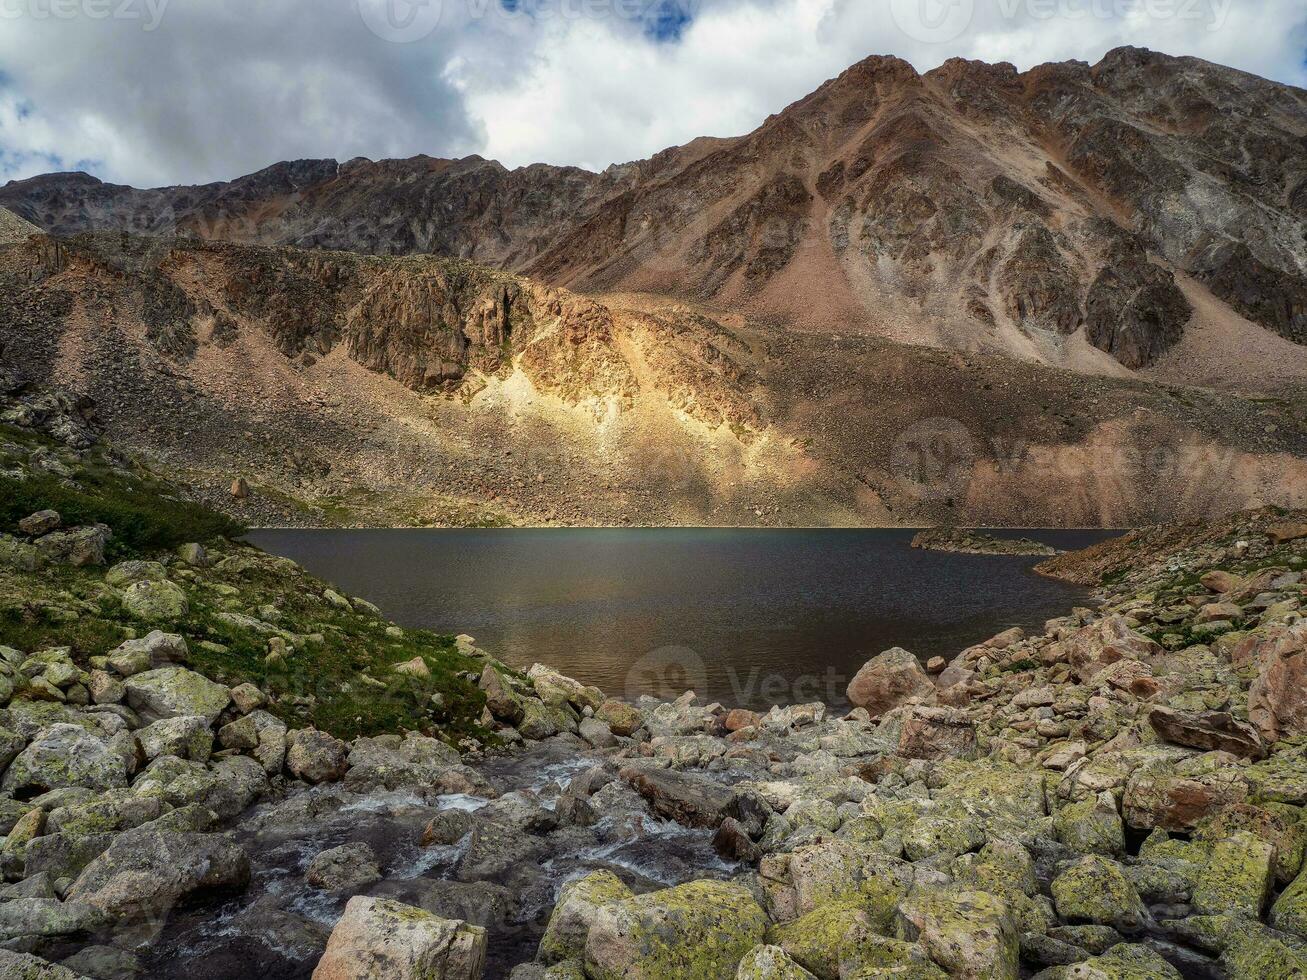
[3,48,1304,373]
[2,232,1304,529]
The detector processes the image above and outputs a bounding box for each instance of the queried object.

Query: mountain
[2,232,1304,529]
[3,47,1306,382]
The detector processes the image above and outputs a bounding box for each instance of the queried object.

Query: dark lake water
[246,528,1117,711]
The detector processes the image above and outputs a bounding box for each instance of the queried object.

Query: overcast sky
[1,0,1304,188]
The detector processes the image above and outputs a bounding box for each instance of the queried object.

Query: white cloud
[0,0,1303,186]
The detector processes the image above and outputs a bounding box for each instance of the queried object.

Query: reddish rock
[1045,616,1161,682]
[1248,622,1307,742]
[724,708,761,733]
[925,657,946,674]
[1200,570,1242,593]
[897,706,978,761]
[1268,522,1307,546]
[1149,706,1267,760]
[846,648,936,718]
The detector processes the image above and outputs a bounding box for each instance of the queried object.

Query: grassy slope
[0,423,489,742]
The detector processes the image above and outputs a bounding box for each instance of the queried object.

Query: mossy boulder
[1193,803,1306,885]
[1055,943,1182,978]
[519,699,579,740]
[124,666,230,724]
[1220,922,1307,979]
[1054,792,1125,856]
[539,870,634,964]
[735,945,818,980]
[1192,831,1275,917]
[120,579,189,621]
[767,900,868,978]
[895,888,1019,980]
[1271,864,1307,939]
[585,880,768,980]
[0,724,128,795]
[788,839,914,921]
[1050,856,1146,932]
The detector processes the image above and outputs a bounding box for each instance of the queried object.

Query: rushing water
[247,528,1114,710]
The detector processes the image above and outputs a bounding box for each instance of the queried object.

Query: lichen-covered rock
[120,579,190,621]
[1045,616,1160,682]
[106,631,188,677]
[218,710,288,774]
[734,945,818,980]
[1050,856,1146,932]
[1057,943,1182,978]
[519,698,579,740]
[1121,750,1249,831]
[479,665,525,724]
[788,839,914,920]
[34,525,110,567]
[585,880,768,980]
[539,870,634,964]
[767,900,869,978]
[1193,803,1306,886]
[0,724,128,795]
[846,648,935,718]
[1054,792,1125,856]
[0,949,89,979]
[528,664,605,712]
[312,896,487,980]
[895,888,1019,980]
[1270,865,1307,939]
[124,667,229,724]
[1220,922,1307,979]
[597,699,644,737]
[135,714,213,762]
[1192,831,1275,917]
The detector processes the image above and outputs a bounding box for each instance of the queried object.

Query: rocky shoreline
[3,391,1307,979]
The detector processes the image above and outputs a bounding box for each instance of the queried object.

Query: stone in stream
[312,896,486,980]
[539,869,634,964]
[619,763,737,828]
[306,842,382,894]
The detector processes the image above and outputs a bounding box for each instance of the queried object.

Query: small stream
[143,739,736,979]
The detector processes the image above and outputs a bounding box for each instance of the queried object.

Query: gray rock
[120,580,189,622]
[124,667,229,724]
[285,728,349,784]
[305,842,382,893]
[1,725,128,795]
[66,829,250,921]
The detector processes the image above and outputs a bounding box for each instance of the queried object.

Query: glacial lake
[247,528,1117,711]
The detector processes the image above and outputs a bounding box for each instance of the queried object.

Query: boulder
[597,699,643,736]
[479,666,524,724]
[1148,706,1266,759]
[846,648,935,717]
[0,949,88,979]
[1248,622,1307,741]
[1059,944,1181,979]
[896,706,978,760]
[106,631,188,677]
[620,764,737,828]
[312,896,486,980]
[1054,791,1125,856]
[585,879,767,980]
[1050,856,1146,932]
[539,870,634,964]
[1044,615,1160,682]
[218,709,288,774]
[67,830,250,921]
[18,511,60,537]
[104,560,167,588]
[1,724,127,795]
[1192,831,1275,917]
[735,945,818,980]
[895,889,1019,980]
[124,667,229,724]
[135,715,213,762]
[788,840,914,920]
[286,729,350,784]
[120,580,189,622]
[528,664,604,712]
[306,842,382,894]
[34,525,110,567]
